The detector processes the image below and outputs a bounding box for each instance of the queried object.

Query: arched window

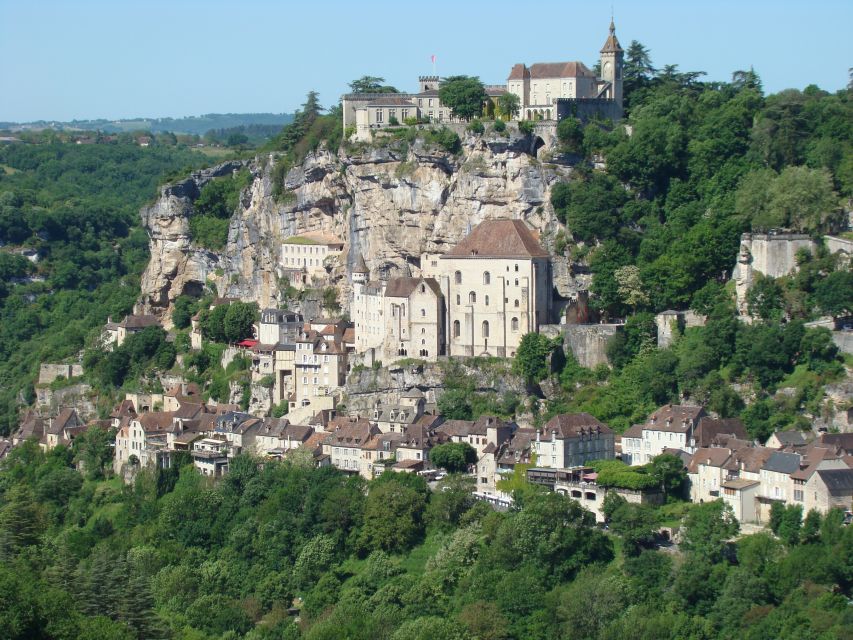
[511,317,519,331]
[454,271,462,284]
[514,279,519,286]
[420,308,426,317]
[485,295,489,306]
[483,272,491,285]
[469,291,476,304]
[456,294,460,305]
[482,321,490,338]
[514,264,519,272]
[453,320,460,338]
[420,284,425,293]
[514,299,519,308]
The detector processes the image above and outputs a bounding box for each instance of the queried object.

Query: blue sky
[1,0,850,122]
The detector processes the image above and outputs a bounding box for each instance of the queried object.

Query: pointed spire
[352,251,368,274]
[600,18,623,53]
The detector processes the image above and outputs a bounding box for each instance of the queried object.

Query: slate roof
[543,413,612,438]
[763,451,801,475]
[384,277,442,298]
[771,430,807,446]
[443,219,549,259]
[600,20,623,53]
[119,314,160,329]
[352,252,369,274]
[646,404,706,432]
[818,433,853,455]
[694,417,748,448]
[688,447,732,473]
[508,61,594,80]
[817,468,853,494]
[366,95,417,107]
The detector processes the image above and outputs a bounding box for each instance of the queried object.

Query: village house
[192,436,230,477]
[368,389,426,434]
[106,314,161,347]
[290,324,348,421]
[322,417,378,476]
[280,232,345,289]
[532,413,615,469]
[43,408,86,450]
[114,411,176,474]
[438,415,516,459]
[621,405,709,465]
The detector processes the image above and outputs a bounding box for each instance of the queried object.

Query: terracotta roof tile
[443,219,549,259]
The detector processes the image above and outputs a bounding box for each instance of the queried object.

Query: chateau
[341,19,623,139]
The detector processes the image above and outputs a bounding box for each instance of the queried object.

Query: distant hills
[0,112,295,136]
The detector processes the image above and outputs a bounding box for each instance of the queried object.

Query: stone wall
[38,363,84,385]
[561,324,620,369]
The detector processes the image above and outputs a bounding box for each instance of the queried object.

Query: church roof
[442,219,549,259]
[384,277,442,298]
[600,19,623,53]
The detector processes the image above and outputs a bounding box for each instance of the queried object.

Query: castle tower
[599,18,624,113]
[351,251,368,291]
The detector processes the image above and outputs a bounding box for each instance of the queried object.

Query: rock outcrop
[139,130,578,320]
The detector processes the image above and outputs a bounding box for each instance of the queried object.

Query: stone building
[427,218,552,358]
[507,20,623,122]
[341,20,623,139]
[532,413,615,469]
[280,232,344,289]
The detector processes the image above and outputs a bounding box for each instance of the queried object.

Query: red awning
[236,339,259,348]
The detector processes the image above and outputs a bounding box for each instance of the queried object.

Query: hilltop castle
[341,19,623,138]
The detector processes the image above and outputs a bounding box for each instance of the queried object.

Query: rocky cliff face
[139,129,578,320]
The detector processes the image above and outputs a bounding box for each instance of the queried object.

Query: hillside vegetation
[1,444,852,639]
[0,140,214,435]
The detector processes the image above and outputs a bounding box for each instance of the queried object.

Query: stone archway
[530,135,546,158]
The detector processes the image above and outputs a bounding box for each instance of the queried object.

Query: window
[389,109,396,120]
[794,490,803,501]
[454,271,462,284]
[514,279,519,286]
[514,299,519,308]
[482,321,490,338]
[453,320,460,338]
[420,284,425,293]
[511,317,519,331]
[483,271,490,285]
[456,294,460,305]
[402,109,409,120]
[514,264,519,272]
[375,109,383,123]
[469,291,476,304]
[428,99,433,107]
[421,308,426,317]
[485,295,489,306]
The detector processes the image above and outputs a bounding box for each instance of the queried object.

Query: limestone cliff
[139,129,579,320]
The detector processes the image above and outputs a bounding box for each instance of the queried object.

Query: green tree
[650,453,687,500]
[512,332,557,385]
[609,502,659,556]
[357,477,426,554]
[348,76,399,94]
[746,274,784,321]
[679,500,739,561]
[814,269,853,317]
[428,442,477,474]
[551,172,629,242]
[223,301,258,342]
[556,117,584,154]
[497,93,520,120]
[438,76,487,121]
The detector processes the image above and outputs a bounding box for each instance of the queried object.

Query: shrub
[492,118,506,133]
[467,119,485,135]
[519,120,535,135]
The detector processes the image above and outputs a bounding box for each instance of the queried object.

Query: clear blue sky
[1,0,850,122]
